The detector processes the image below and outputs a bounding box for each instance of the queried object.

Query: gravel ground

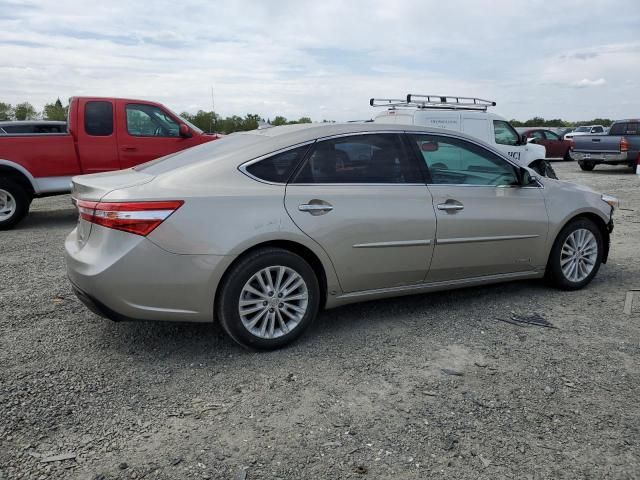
[1,161,639,480]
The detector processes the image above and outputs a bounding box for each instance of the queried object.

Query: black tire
[579,161,595,171]
[563,149,572,161]
[546,218,603,290]
[0,179,31,230]
[529,159,558,179]
[216,247,320,350]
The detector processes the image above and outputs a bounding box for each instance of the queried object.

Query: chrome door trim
[436,234,540,245]
[352,239,432,248]
[427,183,544,189]
[335,270,540,301]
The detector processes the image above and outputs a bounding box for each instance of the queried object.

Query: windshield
[163,106,204,135]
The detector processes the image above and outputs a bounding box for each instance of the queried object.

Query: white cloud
[0,0,639,121]
[570,78,607,88]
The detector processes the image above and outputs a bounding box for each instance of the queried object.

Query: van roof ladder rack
[369,95,496,111]
[407,94,496,111]
[369,98,410,108]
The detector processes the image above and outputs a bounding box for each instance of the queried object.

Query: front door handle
[121,146,138,152]
[437,203,464,212]
[298,202,333,215]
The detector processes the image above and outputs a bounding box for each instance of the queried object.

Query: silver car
[65,123,617,349]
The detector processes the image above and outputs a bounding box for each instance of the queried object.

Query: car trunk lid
[71,169,155,246]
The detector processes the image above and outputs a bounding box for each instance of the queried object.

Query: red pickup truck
[0,96,220,229]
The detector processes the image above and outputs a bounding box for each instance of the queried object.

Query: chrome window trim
[238,129,544,188]
[290,183,427,187]
[238,140,317,185]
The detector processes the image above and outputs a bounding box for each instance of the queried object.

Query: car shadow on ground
[15,207,77,230]
[582,167,636,175]
[93,278,550,363]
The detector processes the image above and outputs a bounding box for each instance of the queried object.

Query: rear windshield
[609,122,639,136]
[134,133,264,174]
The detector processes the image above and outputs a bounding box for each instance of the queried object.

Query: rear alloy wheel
[0,179,30,230]
[217,248,320,350]
[547,218,603,290]
[579,161,595,171]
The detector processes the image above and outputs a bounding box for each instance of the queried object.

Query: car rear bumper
[65,226,235,323]
[571,151,629,163]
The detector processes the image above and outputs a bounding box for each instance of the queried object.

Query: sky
[1,0,639,122]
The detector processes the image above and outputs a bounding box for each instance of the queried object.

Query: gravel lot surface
[1,161,639,480]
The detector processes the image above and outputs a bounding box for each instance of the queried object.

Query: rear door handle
[121,146,138,152]
[437,203,464,212]
[298,203,333,215]
[299,204,333,212]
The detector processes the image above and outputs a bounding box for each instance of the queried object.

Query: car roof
[139,121,513,178]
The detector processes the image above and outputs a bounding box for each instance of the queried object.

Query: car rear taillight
[620,137,629,152]
[75,200,184,236]
[569,139,575,151]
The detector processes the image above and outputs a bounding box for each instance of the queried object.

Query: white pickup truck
[371,94,555,178]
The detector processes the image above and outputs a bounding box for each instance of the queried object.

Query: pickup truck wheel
[546,218,603,290]
[0,179,30,230]
[530,159,558,179]
[579,161,595,171]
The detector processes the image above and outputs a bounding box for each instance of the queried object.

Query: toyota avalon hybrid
[65,123,617,349]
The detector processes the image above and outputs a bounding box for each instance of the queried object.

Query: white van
[371,95,555,178]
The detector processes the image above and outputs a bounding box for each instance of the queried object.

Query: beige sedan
[65,123,617,349]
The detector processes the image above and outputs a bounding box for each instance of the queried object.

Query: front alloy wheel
[547,218,603,290]
[559,228,598,282]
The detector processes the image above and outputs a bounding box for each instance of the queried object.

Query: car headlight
[601,194,619,209]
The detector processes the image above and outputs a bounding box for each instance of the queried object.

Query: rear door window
[543,131,560,141]
[291,134,422,184]
[610,123,638,135]
[84,101,113,136]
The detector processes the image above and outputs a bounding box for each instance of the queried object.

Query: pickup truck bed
[0,96,220,229]
[571,120,639,172]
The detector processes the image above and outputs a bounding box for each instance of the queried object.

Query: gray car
[65,123,617,349]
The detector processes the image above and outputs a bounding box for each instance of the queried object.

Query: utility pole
[210,86,215,133]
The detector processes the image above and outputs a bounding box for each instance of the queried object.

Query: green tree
[42,98,67,121]
[296,117,312,124]
[14,102,38,121]
[272,116,288,126]
[0,102,13,121]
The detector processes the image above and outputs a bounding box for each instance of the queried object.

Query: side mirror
[179,123,192,138]
[519,167,536,186]
[520,133,528,145]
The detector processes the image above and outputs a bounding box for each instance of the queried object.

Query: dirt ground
[1,161,639,480]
